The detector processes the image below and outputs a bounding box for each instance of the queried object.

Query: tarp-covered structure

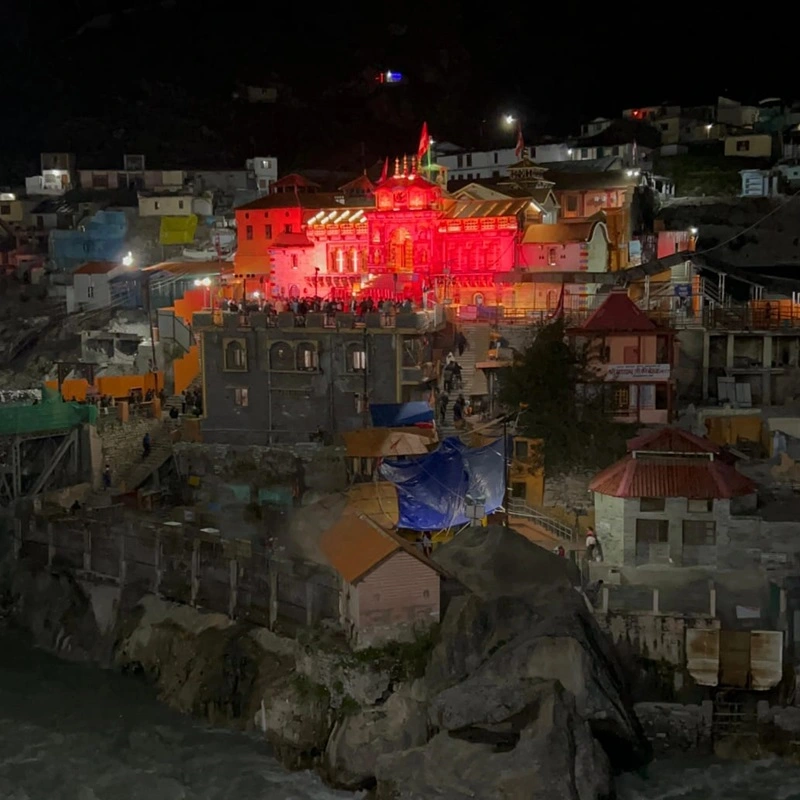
[379,436,508,530]
[0,387,97,436]
[370,402,434,428]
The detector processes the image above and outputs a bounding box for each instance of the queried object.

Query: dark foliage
[498,320,635,474]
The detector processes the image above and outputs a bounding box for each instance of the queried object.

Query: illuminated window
[613,386,630,411]
[233,388,248,406]
[351,249,359,271]
[296,342,319,371]
[224,339,247,371]
[347,342,367,371]
[291,254,298,268]
[547,247,557,266]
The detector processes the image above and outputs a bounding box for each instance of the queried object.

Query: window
[547,247,557,266]
[493,152,498,164]
[511,481,526,498]
[659,122,669,131]
[492,170,500,178]
[580,148,589,159]
[640,497,666,512]
[612,385,630,411]
[457,155,463,168]
[297,342,319,371]
[87,285,95,299]
[466,154,473,167]
[566,196,578,213]
[636,518,669,564]
[655,383,669,410]
[514,440,529,460]
[683,519,716,546]
[154,201,161,210]
[269,342,295,371]
[233,387,249,406]
[687,498,713,513]
[224,339,247,371]
[265,224,272,238]
[347,342,367,371]
[0,204,10,216]
[284,224,292,233]
[612,146,620,156]
[178,199,185,210]
[736,140,750,152]
[246,225,253,240]
[291,254,298,268]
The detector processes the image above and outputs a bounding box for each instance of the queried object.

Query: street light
[122,251,134,267]
[504,114,516,126]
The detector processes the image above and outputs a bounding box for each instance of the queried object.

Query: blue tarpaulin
[370,402,434,428]
[379,436,508,530]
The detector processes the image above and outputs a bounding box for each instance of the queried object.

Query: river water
[1,635,799,800]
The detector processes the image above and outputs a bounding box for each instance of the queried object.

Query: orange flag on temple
[417,122,431,162]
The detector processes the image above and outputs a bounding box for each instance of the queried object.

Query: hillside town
[4,95,800,796]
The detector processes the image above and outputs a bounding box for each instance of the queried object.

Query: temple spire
[394,157,400,176]
[402,154,408,175]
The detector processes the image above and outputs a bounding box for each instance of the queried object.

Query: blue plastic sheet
[379,435,508,530]
[370,402,434,428]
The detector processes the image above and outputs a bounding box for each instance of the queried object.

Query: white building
[138,191,196,217]
[246,156,279,194]
[435,147,519,181]
[67,262,127,312]
[25,152,75,196]
[78,154,184,191]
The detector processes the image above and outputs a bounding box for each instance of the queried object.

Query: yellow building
[724,134,772,159]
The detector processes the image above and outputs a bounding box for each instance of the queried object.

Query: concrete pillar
[762,335,773,405]
[83,527,92,572]
[600,586,610,614]
[709,585,717,617]
[305,582,315,626]
[47,522,55,566]
[725,333,735,369]
[190,539,199,606]
[13,519,21,561]
[269,566,278,629]
[119,527,128,585]
[228,559,238,618]
[154,531,162,595]
[702,332,711,400]
[652,588,660,615]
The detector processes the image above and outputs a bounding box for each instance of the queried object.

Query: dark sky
[0,0,793,181]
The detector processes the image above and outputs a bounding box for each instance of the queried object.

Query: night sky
[0,1,793,181]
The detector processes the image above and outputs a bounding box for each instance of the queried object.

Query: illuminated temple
[233,153,647,310]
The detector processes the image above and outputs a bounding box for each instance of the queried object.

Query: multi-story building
[193,305,444,445]
[568,290,678,424]
[435,146,521,182]
[25,153,76,196]
[78,155,184,192]
[236,158,546,306]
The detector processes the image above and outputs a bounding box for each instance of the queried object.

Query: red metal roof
[574,290,657,333]
[590,428,756,500]
[271,231,313,248]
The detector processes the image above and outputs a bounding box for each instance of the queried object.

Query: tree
[498,319,635,475]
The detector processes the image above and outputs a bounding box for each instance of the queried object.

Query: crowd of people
[217,294,417,323]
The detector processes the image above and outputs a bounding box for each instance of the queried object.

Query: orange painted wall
[235,205,304,275]
[174,345,200,395]
[47,371,164,401]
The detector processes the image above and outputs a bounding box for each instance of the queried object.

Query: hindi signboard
[604,363,670,382]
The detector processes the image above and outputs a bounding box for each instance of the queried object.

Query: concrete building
[320,513,441,649]
[436,146,520,182]
[25,152,76,196]
[724,134,773,159]
[590,428,757,568]
[68,261,127,312]
[245,156,279,194]
[137,190,196,217]
[193,306,445,445]
[78,155,184,192]
[568,290,678,423]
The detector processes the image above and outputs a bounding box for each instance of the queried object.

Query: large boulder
[375,680,612,800]
[425,526,650,774]
[324,686,429,790]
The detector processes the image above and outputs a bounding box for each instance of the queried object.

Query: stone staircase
[115,432,174,493]
[452,323,491,397]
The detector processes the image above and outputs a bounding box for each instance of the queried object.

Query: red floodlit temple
[237,155,545,305]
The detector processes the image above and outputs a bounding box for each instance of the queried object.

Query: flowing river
[1,634,798,800]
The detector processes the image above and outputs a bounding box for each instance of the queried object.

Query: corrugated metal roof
[574,290,658,333]
[141,260,230,277]
[590,453,756,499]
[627,427,721,454]
[444,199,530,219]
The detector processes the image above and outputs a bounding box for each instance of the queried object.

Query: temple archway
[389,228,412,271]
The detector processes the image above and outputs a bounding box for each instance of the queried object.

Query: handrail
[507,498,575,542]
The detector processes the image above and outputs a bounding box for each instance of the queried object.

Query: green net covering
[0,387,97,436]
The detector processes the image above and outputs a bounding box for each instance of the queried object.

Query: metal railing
[507,498,575,541]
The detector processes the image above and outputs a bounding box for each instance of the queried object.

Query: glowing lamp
[689,227,698,235]
[122,251,134,267]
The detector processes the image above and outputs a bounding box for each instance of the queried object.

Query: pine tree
[498,320,635,474]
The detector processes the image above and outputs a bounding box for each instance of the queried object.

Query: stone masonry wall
[634,702,712,755]
[99,417,164,472]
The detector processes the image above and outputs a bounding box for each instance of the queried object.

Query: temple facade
[233,156,612,309]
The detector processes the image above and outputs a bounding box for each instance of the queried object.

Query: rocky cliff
[1,524,649,798]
